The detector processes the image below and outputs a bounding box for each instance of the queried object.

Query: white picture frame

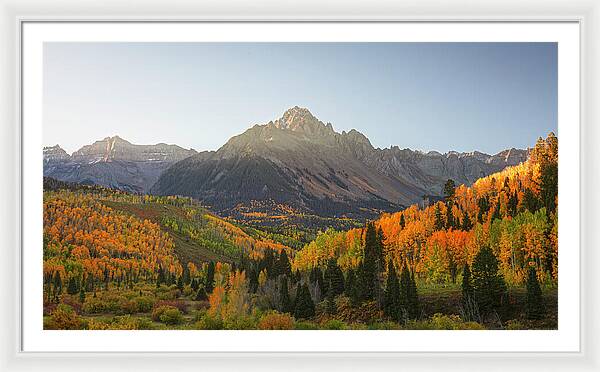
[1,0,599,371]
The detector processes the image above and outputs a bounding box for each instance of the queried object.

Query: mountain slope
[43,136,196,193]
[152,107,527,218]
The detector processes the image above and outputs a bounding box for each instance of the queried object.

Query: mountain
[43,136,196,193]
[151,107,528,218]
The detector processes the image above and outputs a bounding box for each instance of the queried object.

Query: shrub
[87,315,140,330]
[406,314,485,330]
[258,312,295,330]
[82,292,129,314]
[152,305,175,321]
[327,296,382,324]
[322,319,347,330]
[134,296,155,313]
[152,305,183,324]
[121,300,139,314]
[194,314,224,330]
[46,304,82,330]
[223,315,257,330]
[154,300,187,314]
[183,285,194,297]
[159,307,184,325]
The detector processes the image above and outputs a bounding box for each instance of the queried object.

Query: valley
[42,108,557,331]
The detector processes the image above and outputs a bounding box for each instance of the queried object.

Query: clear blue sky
[43,42,557,155]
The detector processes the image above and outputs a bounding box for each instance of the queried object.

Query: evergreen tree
[279,276,292,313]
[52,271,62,298]
[461,212,473,231]
[277,250,292,277]
[324,258,345,296]
[525,266,545,320]
[446,205,455,230]
[523,188,541,213]
[248,267,259,293]
[309,267,326,295]
[398,265,411,319]
[477,197,490,223]
[326,280,336,315]
[434,204,445,231]
[205,261,215,293]
[408,270,419,318]
[540,162,558,214]
[471,246,507,313]
[491,202,501,222]
[182,265,191,286]
[67,276,79,295]
[443,179,456,201]
[398,265,419,319]
[399,214,405,229]
[156,265,165,287]
[383,260,401,321]
[263,249,276,278]
[176,275,184,291]
[294,283,315,319]
[345,268,360,305]
[507,192,518,217]
[357,222,381,303]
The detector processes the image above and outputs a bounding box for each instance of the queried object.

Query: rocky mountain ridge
[43,136,196,193]
[151,107,528,217]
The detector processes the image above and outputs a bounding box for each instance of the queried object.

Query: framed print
[1,0,599,371]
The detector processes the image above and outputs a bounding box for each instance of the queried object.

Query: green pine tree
[52,271,62,298]
[444,179,456,201]
[206,261,215,293]
[471,246,507,313]
[176,275,184,291]
[525,266,545,320]
[294,283,315,319]
[67,276,79,295]
[278,250,292,277]
[345,268,360,306]
[279,276,292,313]
[357,222,381,303]
[461,212,473,231]
[408,270,419,318]
[324,258,345,296]
[383,260,401,321]
[434,204,445,231]
[156,265,165,288]
[326,280,336,315]
[446,205,455,230]
[399,214,405,229]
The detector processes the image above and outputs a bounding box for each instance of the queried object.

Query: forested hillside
[293,133,558,287]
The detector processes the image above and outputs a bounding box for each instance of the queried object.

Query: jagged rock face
[43,145,71,163]
[151,107,528,218]
[43,137,196,193]
[71,136,195,163]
